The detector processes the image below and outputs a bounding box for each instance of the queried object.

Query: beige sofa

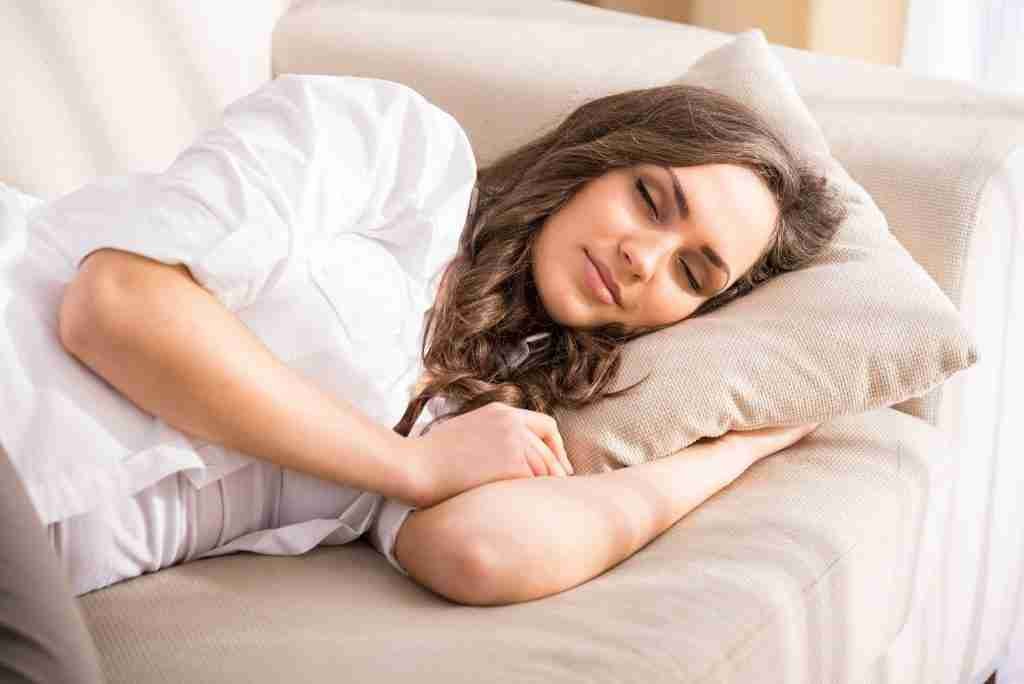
[4,1,1022,682]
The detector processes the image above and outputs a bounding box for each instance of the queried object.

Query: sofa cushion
[78,406,947,683]
[552,29,977,474]
[279,14,977,475]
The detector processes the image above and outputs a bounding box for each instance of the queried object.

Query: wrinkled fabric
[0,74,476,572]
[46,407,438,591]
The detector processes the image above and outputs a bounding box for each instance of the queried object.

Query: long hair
[393,84,847,437]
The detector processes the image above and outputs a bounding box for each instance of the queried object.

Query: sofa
[3,1,1022,682]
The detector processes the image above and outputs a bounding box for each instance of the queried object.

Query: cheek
[531,224,558,284]
[531,225,568,304]
[531,220,595,327]
[642,283,697,326]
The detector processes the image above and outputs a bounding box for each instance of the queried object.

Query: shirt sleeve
[364,395,453,577]
[366,496,419,577]
[29,73,477,313]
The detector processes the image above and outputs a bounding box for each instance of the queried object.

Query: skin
[531,163,780,330]
[393,163,790,605]
[62,161,799,605]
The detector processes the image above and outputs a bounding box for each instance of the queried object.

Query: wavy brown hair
[393,84,847,438]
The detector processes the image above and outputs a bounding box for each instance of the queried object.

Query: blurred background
[575,0,1024,95]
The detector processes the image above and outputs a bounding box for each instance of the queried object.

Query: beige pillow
[553,29,978,475]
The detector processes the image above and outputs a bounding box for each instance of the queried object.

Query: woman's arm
[394,436,757,606]
[58,248,427,506]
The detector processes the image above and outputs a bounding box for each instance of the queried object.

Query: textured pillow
[553,29,978,475]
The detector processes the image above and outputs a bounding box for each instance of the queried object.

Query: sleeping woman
[1,73,844,609]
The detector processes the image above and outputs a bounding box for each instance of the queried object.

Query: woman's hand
[718,421,823,466]
[402,402,574,509]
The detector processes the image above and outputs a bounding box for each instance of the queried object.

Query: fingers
[517,408,574,476]
[522,429,568,478]
[522,440,550,478]
[543,432,574,476]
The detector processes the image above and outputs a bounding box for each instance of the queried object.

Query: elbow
[57,277,91,354]
[440,538,554,607]
[398,515,509,606]
[447,540,510,607]
[58,260,131,355]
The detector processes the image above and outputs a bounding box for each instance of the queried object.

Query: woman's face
[531,163,780,331]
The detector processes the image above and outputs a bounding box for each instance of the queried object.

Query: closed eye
[636,177,700,291]
[680,258,700,291]
[635,178,658,220]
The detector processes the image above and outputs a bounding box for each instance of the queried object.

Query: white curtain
[901,0,1024,94]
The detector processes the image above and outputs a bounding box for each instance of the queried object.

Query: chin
[555,303,603,331]
[533,258,595,329]
[540,300,577,328]
[536,283,582,328]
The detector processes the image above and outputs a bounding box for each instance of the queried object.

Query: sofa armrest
[770,44,1024,432]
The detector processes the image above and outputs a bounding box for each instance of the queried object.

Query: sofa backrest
[273,0,1024,427]
[0,0,295,199]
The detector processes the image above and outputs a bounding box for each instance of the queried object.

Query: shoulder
[258,74,470,137]
[247,74,475,175]
[266,73,423,103]
[271,73,424,98]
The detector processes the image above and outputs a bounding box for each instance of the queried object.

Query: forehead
[673,163,778,281]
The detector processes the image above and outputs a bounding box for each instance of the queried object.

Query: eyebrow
[660,165,731,291]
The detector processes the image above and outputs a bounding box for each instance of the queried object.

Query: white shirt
[0,74,476,571]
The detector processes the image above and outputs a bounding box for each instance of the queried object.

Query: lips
[586,249,622,307]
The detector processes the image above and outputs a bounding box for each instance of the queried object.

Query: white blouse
[0,74,476,571]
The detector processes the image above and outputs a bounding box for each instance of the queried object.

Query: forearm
[396,437,755,606]
[58,249,421,504]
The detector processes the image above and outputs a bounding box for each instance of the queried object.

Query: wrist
[395,434,433,508]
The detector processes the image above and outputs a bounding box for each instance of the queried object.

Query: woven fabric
[550,30,978,475]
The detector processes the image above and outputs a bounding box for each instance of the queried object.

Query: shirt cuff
[366,496,418,577]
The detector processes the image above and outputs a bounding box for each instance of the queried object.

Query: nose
[620,230,679,282]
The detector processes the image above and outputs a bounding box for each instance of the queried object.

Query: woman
[0,72,844,676]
